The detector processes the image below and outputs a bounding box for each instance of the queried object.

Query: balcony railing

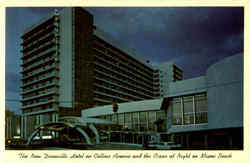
[94,69,154,97]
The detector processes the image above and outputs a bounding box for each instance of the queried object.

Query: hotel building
[20,7,182,139]
[81,54,243,149]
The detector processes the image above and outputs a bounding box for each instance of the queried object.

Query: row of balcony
[21,16,56,40]
[22,54,58,73]
[93,46,154,81]
[22,99,58,110]
[93,39,154,76]
[95,83,144,101]
[94,97,112,104]
[94,90,130,103]
[22,47,57,66]
[22,81,58,95]
[94,48,154,83]
[22,63,57,81]
[95,75,153,99]
[22,40,55,59]
[94,69,154,97]
[22,32,55,53]
[94,62,154,93]
[22,90,58,102]
[21,71,59,88]
[94,52,155,88]
[22,25,55,47]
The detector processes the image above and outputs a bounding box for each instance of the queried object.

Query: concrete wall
[59,8,73,108]
[167,76,206,97]
[82,98,163,118]
[206,54,243,129]
[73,8,94,113]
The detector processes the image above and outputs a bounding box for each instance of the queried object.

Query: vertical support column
[204,134,208,149]
[6,118,9,138]
[24,116,27,140]
[171,134,175,142]
[40,114,43,136]
[181,97,184,125]
[146,112,149,131]
[137,112,140,131]
[193,96,196,124]
[10,118,12,138]
[21,116,23,138]
[229,135,233,149]
[154,112,157,132]
[186,134,190,149]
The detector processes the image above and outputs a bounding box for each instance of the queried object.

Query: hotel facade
[20,7,182,139]
[82,54,243,149]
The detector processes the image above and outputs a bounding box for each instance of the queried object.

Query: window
[183,96,194,124]
[172,97,182,125]
[171,94,207,125]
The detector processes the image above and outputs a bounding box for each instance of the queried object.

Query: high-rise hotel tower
[20,7,182,139]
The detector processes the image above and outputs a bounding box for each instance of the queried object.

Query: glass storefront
[94,110,167,133]
[172,93,208,125]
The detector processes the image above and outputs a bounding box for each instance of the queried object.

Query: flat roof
[82,98,164,118]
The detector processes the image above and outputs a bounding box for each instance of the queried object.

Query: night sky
[5,7,244,114]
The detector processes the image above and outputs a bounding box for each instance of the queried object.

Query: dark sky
[5,7,244,114]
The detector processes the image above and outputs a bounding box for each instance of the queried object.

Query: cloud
[5,72,21,94]
[5,7,243,113]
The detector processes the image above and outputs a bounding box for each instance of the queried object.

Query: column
[21,116,23,138]
[154,112,157,132]
[10,118,12,138]
[204,134,208,149]
[146,112,149,131]
[192,96,196,124]
[40,115,43,136]
[229,135,233,149]
[24,116,27,140]
[6,118,9,138]
[181,98,184,125]
[186,134,190,149]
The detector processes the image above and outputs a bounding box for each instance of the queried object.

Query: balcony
[22,99,57,110]
[21,32,55,53]
[21,47,56,66]
[22,55,57,73]
[93,47,154,80]
[94,98,112,104]
[22,40,55,59]
[22,24,55,46]
[94,69,154,97]
[95,75,152,99]
[22,82,57,95]
[22,65,57,81]
[21,71,59,88]
[22,91,57,102]
[94,90,129,102]
[95,83,144,101]
[94,53,154,87]
[94,62,154,92]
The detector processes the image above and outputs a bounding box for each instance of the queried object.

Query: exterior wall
[166,54,243,134]
[82,98,163,118]
[59,8,73,108]
[167,76,206,97]
[92,28,158,105]
[81,99,166,132]
[206,54,243,129]
[72,8,94,114]
[154,61,183,97]
[20,11,60,138]
[93,28,153,69]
